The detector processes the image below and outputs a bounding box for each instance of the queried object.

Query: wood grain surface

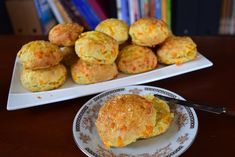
[0,36,235,157]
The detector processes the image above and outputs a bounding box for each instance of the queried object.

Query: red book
[87,0,107,20]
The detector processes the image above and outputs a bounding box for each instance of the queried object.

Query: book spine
[140,0,150,18]
[128,0,134,24]
[72,0,94,29]
[46,0,64,23]
[150,0,155,17]
[82,0,102,28]
[220,0,227,34]
[166,0,171,28]
[161,0,167,23]
[229,0,234,34]
[133,0,140,21]
[129,0,140,24]
[59,0,90,30]
[34,0,57,34]
[87,0,107,20]
[155,0,161,19]
[231,0,235,34]
[122,0,130,25]
[72,0,101,29]
[116,0,122,20]
[54,0,72,23]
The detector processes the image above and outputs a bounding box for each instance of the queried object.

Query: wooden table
[1,36,235,157]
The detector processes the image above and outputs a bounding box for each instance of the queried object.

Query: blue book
[121,0,130,25]
[34,0,57,34]
[155,0,161,19]
[72,0,101,29]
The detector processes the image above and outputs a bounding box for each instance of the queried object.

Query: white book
[116,0,122,20]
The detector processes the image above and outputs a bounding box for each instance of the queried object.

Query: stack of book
[47,0,172,30]
[219,0,235,35]
[116,0,171,28]
[47,0,107,30]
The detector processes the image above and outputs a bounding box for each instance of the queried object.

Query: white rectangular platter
[7,53,213,110]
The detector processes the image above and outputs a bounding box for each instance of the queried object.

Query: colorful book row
[116,0,171,28]
[46,0,107,30]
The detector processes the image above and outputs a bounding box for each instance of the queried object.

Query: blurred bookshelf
[1,0,235,36]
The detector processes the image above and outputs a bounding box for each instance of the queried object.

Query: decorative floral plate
[72,85,198,157]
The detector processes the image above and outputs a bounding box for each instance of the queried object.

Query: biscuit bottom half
[71,59,118,84]
[20,64,67,92]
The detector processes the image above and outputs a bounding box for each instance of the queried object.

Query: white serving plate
[7,53,212,110]
[72,85,198,157]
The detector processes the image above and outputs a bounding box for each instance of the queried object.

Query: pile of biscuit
[17,18,197,92]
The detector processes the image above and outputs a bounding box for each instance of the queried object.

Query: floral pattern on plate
[73,85,198,157]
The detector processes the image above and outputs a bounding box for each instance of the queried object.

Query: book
[34,0,57,34]
[230,0,235,34]
[121,0,130,25]
[87,0,107,20]
[166,0,171,28]
[59,0,91,30]
[47,0,73,23]
[116,0,122,20]
[161,0,167,23]
[72,0,102,29]
[219,0,227,34]
[129,0,140,24]
[150,0,156,17]
[116,0,130,25]
[139,0,150,18]
[155,0,161,19]
[46,0,64,23]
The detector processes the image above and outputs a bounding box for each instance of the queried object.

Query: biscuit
[49,23,84,46]
[60,46,78,67]
[157,36,197,64]
[129,18,170,47]
[71,59,118,84]
[75,31,119,64]
[17,40,63,70]
[117,44,157,74]
[96,94,157,148]
[20,64,67,92]
[144,95,174,137]
[95,18,129,44]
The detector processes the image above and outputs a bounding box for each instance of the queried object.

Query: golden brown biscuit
[17,40,63,70]
[49,23,84,46]
[129,18,170,47]
[157,36,197,65]
[75,31,119,64]
[60,46,78,67]
[95,18,129,44]
[96,94,157,148]
[117,44,157,74]
[20,64,67,92]
[71,59,118,84]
